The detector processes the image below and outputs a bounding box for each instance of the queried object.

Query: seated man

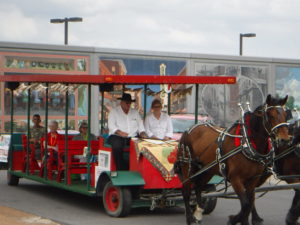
[29,114,45,161]
[73,121,97,141]
[108,93,147,170]
[73,121,97,180]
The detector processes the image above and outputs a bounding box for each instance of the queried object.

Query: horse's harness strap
[274,145,296,161]
[295,146,300,158]
[241,146,274,166]
[188,145,243,181]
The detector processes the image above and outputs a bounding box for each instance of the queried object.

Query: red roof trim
[0,74,236,84]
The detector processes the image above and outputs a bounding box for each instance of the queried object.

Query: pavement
[0,206,60,225]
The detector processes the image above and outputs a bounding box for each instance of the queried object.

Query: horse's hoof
[252,217,264,225]
[252,219,264,225]
[286,221,300,225]
[227,215,235,225]
[286,212,300,225]
[286,222,300,225]
[190,219,202,225]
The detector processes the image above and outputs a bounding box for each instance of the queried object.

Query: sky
[1,0,300,59]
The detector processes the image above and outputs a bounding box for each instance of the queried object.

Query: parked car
[171,114,213,140]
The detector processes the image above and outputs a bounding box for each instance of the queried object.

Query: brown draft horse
[251,121,300,225]
[174,95,290,225]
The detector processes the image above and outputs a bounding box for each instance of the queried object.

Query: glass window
[194,62,268,126]
[276,66,300,122]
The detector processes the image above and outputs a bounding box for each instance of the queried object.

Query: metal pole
[143,84,147,119]
[223,85,226,127]
[9,88,14,171]
[64,85,69,184]
[64,19,68,45]
[100,91,105,135]
[87,84,92,191]
[26,87,31,175]
[167,93,171,115]
[44,83,49,179]
[195,84,199,124]
[239,34,243,56]
[202,183,300,199]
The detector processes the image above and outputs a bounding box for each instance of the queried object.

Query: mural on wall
[99,57,187,111]
[194,63,268,126]
[0,52,90,133]
[99,57,187,131]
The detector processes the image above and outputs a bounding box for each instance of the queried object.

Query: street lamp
[239,33,256,56]
[50,17,83,45]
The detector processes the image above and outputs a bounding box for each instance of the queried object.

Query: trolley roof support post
[195,84,199,124]
[87,84,92,191]
[223,85,227,127]
[26,85,31,175]
[64,84,69,185]
[43,83,49,180]
[100,91,105,135]
[143,84,147,119]
[9,87,14,171]
[167,92,171,116]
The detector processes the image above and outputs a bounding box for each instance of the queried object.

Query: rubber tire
[202,184,217,215]
[7,171,19,186]
[102,181,132,217]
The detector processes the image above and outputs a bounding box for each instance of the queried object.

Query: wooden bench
[57,140,99,184]
[21,135,40,174]
[39,135,74,180]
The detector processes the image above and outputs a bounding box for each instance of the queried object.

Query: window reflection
[4,90,75,116]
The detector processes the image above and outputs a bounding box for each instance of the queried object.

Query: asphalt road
[0,170,297,225]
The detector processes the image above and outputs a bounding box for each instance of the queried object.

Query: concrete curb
[0,206,60,225]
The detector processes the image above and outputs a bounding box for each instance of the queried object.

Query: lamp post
[239,33,256,56]
[50,17,83,45]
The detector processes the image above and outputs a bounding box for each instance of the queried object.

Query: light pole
[239,33,256,56]
[50,17,83,45]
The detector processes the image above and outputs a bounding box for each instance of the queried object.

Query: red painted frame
[0,74,236,84]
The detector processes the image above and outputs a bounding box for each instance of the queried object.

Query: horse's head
[254,94,291,147]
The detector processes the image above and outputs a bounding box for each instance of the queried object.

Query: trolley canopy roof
[0,74,236,85]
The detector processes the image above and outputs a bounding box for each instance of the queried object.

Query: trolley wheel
[102,181,132,217]
[7,171,19,186]
[202,184,217,215]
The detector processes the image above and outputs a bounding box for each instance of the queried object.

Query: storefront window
[195,62,268,126]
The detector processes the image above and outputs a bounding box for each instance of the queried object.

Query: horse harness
[176,103,289,183]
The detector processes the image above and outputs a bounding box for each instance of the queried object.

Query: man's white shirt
[108,106,145,137]
[144,112,173,139]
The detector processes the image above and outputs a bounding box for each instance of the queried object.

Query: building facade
[1,41,300,133]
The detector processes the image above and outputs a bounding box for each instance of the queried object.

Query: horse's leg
[286,189,300,225]
[251,205,264,225]
[228,179,253,225]
[193,179,206,224]
[251,175,269,225]
[182,182,194,225]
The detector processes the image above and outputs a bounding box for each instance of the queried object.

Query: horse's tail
[174,131,189,175]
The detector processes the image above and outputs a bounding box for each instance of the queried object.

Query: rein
[274,145,296,161]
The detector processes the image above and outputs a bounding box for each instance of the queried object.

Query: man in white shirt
[108,93,147,170]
